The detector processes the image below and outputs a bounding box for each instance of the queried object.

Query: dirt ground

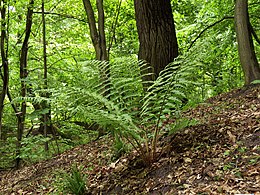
[0,85,259,194]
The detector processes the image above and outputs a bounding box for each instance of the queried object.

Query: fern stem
[151,64,180,161]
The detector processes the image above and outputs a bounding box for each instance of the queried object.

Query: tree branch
[33,11,85,22]
[107,0,122,57]
[249,22,260,45]
[188,16,234,50]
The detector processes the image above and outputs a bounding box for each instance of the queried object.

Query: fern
[141,59,190,122]
[51,57,145,140]
[137,53,201,163]
[65,165,86,195]
[49,55,199,165]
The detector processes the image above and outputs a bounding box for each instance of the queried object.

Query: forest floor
[0,85,260,194]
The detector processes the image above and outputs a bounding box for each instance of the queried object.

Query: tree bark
[134,0,178,80]
[96,0,108,61]
[82,0,108,61]
[42,0,50,151]
[234,0,260,85]
[82,0,109,136]
[0,0,9,140]
[16,0,34,169]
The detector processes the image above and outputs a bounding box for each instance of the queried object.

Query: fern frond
[50,57,148,145]
[140,54,200,128]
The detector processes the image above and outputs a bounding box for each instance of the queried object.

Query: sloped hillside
[0,85,259,194]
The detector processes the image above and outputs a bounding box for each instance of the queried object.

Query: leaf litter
[0,85,259,194]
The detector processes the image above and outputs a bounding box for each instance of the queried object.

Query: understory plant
[49,55,200,165]
[65,165,87,195]
[139,53,201,164]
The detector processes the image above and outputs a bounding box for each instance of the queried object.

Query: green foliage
[138,53,201,163]
[65,165,87,195]
[251,80,260,84]
[141,55,199,121]
[50,54,199,165]
[112,134,129,160]
[50,170,69,193]
[0,137,17,168]
[1,0,255,169]
[223,162,235,171]
[52,57,144,128]
[19,135,50,162]
[249,155,259,165]
[169,118,199,135]
[105,0,138,57]
[174,0,244,97]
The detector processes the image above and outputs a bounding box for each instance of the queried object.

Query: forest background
[0,0,259,170]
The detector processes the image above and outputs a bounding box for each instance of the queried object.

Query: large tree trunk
[134,0,178,80]
[235,0,260,85]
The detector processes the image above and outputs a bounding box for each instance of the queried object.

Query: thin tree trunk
[16,0,34,169]
[82,1,109,83]
[42,0,49,151]
[107,0,122,57]
[82,0,108,61]
[96,0,108,61]
[234,0,260,85]
[0,70,21,133]
[82,0,109,136]
[0,0,9,140]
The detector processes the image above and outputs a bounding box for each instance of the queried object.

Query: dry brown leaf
[227,130,236,143]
